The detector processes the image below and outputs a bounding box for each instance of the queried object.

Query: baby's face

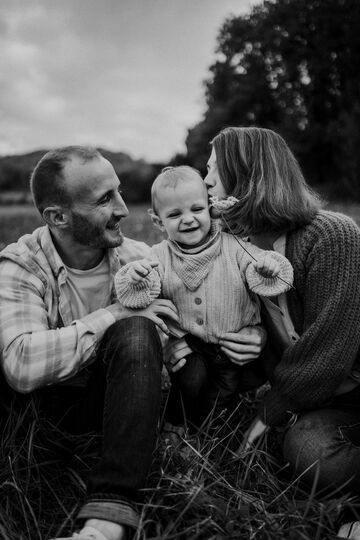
[157,179,211,248]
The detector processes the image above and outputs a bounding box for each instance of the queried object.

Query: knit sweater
[258,210,360,426]
[116,230,293,344]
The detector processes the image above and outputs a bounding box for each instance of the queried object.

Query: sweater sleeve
[259,214,360,426]
[245,251,293,297]
[114,255,162,308]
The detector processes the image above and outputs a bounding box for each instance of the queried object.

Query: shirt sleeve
[0,260,116,393]
[259,217,360,426]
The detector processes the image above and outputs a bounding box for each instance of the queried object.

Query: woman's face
[204,147,227,199]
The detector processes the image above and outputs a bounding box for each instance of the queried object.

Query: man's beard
[70,211,124,248]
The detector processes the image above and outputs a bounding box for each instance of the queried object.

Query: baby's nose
[182,213,195,223]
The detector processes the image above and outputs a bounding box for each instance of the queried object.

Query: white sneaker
[52,525,110,540]
[338,522,360,539]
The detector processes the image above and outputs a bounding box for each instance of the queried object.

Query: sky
[0,0,259,162]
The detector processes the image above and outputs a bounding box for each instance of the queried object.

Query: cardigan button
[195,297,202,305]
[196,318,204,326]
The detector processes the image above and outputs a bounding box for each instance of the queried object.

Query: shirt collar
[39,226,121,279]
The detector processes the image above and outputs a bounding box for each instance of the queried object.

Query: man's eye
[99,194,111,204]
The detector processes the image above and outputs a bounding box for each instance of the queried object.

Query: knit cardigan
[116,231,293,344]
[258,210,360,426]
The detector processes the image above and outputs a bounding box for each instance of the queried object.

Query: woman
[204,126,360,538]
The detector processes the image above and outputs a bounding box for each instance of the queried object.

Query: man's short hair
[30,146,102,215]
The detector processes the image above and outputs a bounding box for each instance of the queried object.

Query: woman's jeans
[165,334,265,429]
[41,316,162,530]
[284,383,360,495]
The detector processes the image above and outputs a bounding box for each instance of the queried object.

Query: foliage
[186,0,360,198]
[0,150,163,204]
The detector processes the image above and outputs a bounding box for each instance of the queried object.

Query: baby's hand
[127,259,158,284]
[254,254,280,278]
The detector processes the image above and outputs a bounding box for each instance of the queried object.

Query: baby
[115,166,293,429]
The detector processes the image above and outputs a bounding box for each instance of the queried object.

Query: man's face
[62,155,129,249]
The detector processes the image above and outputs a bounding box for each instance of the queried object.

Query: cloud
[0,0,257,161]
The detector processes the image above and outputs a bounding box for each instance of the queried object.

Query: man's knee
[99,316,162,372]
[103,316,161,350]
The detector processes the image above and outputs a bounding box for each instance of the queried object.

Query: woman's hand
[219,325,266,366]
[236,416,269,454]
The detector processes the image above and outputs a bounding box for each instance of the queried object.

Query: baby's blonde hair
[151,165,206,215]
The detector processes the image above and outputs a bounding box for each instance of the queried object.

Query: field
[0,202,360,540]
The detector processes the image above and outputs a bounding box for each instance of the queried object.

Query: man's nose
[114,193,129,217]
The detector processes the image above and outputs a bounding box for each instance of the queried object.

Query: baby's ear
[147,208,164,231]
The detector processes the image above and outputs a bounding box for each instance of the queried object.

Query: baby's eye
[168,212,180,218]
[193,207,205,212]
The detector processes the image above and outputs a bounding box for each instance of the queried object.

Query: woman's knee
[283,413,360,492]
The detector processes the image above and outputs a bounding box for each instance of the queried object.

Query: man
[0,146,179,540]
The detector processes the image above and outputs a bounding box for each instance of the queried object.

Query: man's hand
[106,298,179,335]
[254,254,280,278]
[219,325,266,366]
[236,416,269,454]
[126,259,159,284]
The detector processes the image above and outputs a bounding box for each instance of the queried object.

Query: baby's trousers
[165,334,265,429]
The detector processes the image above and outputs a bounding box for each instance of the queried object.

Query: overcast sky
[0,0,258,162]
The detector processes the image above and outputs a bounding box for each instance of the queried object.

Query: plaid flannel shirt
[0,226,150,393]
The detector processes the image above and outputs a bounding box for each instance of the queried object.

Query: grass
[0,201,360,539]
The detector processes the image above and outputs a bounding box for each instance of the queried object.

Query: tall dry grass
[0,203,359,538]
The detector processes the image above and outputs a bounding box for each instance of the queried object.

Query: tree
[186,0,360,196]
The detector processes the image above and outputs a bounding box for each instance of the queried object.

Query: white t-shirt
[65,256,112,320]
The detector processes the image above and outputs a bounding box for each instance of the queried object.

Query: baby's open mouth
[181,227,198,232]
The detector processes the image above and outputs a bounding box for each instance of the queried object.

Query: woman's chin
[209,206,222,219]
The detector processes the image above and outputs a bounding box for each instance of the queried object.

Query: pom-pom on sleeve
[114,263,161,308]
[245,251,293,297]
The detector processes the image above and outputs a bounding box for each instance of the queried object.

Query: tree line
[0,149,162,205]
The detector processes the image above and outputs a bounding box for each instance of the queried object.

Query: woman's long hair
[212,126,322,235]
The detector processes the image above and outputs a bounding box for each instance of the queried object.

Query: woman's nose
[204,173,214,188]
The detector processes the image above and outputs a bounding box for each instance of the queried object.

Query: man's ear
[42,206,69,228]
[147,208,165,231]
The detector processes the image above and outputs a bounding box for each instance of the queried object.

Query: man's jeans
[41,316,162,531]
[284,383,360,494]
